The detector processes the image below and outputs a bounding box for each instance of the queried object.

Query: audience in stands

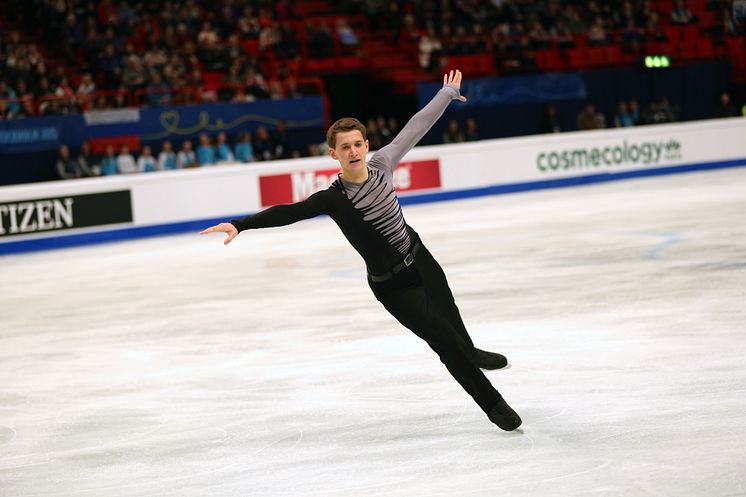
[117,145,138,174]
[158,141,178,170]
[234,132,256,162]
[714,92,740,117]
[137,146,158,173]
[540,104,563,133]
[56,145,82,180]
[1,0,744,183]
[443,119,466,143]
[101,146,118,176]
[465,118,480,141]
[577,103,606,130]
[177,140,197,168]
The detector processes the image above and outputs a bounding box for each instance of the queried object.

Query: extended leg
[379,285,521,430]
[417,247,508,370]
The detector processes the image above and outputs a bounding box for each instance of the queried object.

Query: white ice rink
[2,168,745,497]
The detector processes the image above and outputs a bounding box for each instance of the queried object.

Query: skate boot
[488,396,522,431]
[472,348,508,370]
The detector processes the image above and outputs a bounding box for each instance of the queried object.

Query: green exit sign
[645,55,671,68]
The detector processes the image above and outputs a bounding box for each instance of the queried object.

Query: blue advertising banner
[0,115,86,154]
[417,73,587,108]
[139,97,326,141]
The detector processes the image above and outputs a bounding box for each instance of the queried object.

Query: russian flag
[84,109,141,154]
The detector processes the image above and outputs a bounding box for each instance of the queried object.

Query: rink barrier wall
[1,117,745,255]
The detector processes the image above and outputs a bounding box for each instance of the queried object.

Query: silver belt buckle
[403,253,414,267]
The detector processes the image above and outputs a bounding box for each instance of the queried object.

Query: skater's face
[329,130,369,177]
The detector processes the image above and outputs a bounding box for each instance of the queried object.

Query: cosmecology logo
[537,138,682,172]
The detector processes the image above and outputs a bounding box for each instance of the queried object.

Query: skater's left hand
[443,69,467,102]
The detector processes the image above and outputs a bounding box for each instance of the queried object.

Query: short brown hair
[326,117,367,148]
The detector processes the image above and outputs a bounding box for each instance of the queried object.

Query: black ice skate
[472,348,508,370]
[488,397,522,431]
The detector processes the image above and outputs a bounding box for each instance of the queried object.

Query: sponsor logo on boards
[0,191,133,237]
[259,159,441,207]
[537,139,683,172]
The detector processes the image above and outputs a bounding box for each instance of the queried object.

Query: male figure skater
[201,70,522,431]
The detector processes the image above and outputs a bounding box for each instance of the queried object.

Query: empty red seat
[567,47,587,69]
[697,38,714,58]
[241,39,260,56]
[534,50,563,71]
[587,46,606,66]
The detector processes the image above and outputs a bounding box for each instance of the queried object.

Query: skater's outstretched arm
[200,190,331,245]
[371,69,467,171]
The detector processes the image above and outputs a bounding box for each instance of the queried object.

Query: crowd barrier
[1,117,745,255]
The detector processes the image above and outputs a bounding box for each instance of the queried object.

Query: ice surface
[1,169,745,497]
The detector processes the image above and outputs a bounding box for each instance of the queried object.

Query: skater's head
[327,117,369,178]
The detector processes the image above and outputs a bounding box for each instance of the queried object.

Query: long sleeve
[230,190,332,232]
[370,85,460,170]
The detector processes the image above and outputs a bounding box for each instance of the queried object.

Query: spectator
[577,103,606,130]
[387,117,399,138]
[465,118,480,141]
[76,73,96,96]
[271,121,290,159]
[307,22,335,58]
[78,141,101,176]
[0,81,20,116]
[628,99,642,125]
[196,133,216,165]
[657,97,679,122]
[670,0,694,25]
[137,145,158,172]
[377,116,392,146]
[117,145,137,174]
[0,100,11,120]
[158,140,178,170]
[177,140,197,168]
[366,118,383,150]
[540,104,563,133]
[587,17,609,46]
[443,119,465,143]
[253,126,274,160]
[56,145,82,179]
[145,73,172,108]
[418,26,442,72]
[215,132,234,162]
[234,132,255,163]
[614,101,634,127]
[336,19,360,55]
[101,145,118,176]
[714,92,738,118]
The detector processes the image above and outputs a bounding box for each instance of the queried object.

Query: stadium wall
[1,117,745,255]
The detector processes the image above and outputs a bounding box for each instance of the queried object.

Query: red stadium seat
[677,40,698,60]
[697,38,714,58]
[241,39,260,56]
[475,54,494,75]
[663,25,683,42]
[567,47,588,69]
[605,46,622,65]
[587,46,606,66]
[534,50,563,71]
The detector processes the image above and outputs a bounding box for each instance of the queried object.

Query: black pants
[368,243,502,414]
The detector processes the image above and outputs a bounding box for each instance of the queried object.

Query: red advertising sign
[259,159,441,207]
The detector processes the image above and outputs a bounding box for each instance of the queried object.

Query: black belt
[369,239,423,282]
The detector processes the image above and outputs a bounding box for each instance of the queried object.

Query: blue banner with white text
[417,73,588,108]
[139,97,326,142]
[0,115,86,154]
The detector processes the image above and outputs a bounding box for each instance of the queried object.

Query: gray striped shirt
[335,85,460,255]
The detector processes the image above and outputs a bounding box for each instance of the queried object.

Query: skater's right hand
[200,222,238,245]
